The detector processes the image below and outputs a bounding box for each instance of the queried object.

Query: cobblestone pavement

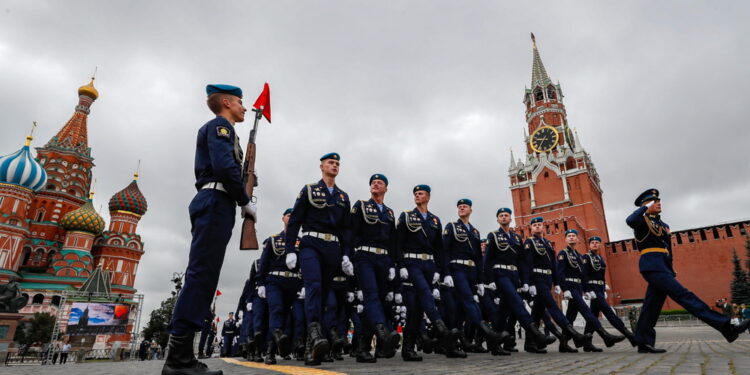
[3,327,749,374]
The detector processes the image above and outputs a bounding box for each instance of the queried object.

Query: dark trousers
[563,286,603,331]
[60,353,68,364]
[451,266,484,326]
[206,333,216,355]
[292,296,306,342]
[585,290,628,334]
[198,324,211,353]
[299,240,341,324]
[636,271,730,346]
[170,190,235,335]
[266,276,300,338]
[222,334,235,356]
[403,284,422,336]
[495,275,533,328]
[324,288,350,337]
[531,282,570,329]
[252,294,268,350]
[354,252,391,327]
[405,259,442,323]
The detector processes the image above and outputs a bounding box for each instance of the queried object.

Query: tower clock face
[530,126,559,153]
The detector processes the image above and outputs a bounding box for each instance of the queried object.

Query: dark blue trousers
[170,190,235,335]
[450,266,484,326]
[292,296,306,342]
[299,239,341,324]
[479,290,500,329]
[222,334,234,356]
[266,276,300,340]
[239,310,253,344]
[402,283,422,336]
[324,288,349,336]
[441,285,462,329]
[531,283,571,329]
[563,286,603,331]
[354,252,391,327]
[636,271,730,346]
[585,290,628,334]
[252,294,268,349]
[404,259,442,323]
[198,322,211,353]
[494,275,533,328]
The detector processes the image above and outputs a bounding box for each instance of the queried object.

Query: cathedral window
[51,295,62,306]
[0,250,7,267]
[32,294,44,304]
[0,196,4,207]
[35,208,45,222]
[33,249,43,262]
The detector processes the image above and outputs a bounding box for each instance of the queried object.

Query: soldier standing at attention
[221,312,237,357]
[286,153,353,366]
[163,84,257,375]
[627,189,750,353]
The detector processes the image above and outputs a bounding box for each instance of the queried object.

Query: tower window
[547,86,557,100]
[534,88,544,101]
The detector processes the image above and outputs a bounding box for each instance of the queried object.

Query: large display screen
[67,302,130,335]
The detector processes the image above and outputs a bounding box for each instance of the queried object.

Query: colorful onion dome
[0,136,48,192]
[78,77,99,100]
[108,174,148,215]
[60,199,105,234]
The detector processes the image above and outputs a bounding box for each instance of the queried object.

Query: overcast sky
[1,1,748,326]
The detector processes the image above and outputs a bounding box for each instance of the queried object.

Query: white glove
[645,200,656,208]
[241,202,257,222]
[563,290,572,300]
[341,255,354,276]
[258,286,266,299]
[493,297,501,305]
[395,293,403,304]
[473,295,479,303]
[356,290,363,301]
[238,310,243,319]
[400,311,407,319]
[432,273,441,284]
[604,292,607,299]
[386,292,394,302]
[487,282,497,291]
[388,268,396,281]
[356,304,364,314]
[246,302,252,311]
[286,253,297,270]
[554,285,562,295]
[346,292,355,303]
[298,288,305,299]
[476,284,485,296]
[432,288,441,300]
[236,320,242,327]
[529,285,537,297]
[583,292,590,300]
[589,291,597,299]
[400,268,409,280]
[443,275,454,288]
[521,284,529,293]
[605,284,610,291]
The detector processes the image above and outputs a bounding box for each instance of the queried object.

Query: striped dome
[60,199,105,234]
[0,137,48,192]
[109,178,148,215]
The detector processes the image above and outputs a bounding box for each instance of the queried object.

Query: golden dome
[78,77,99,100]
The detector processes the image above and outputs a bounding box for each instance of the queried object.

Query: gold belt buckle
[421,254,428,260]
[324,233,332,241]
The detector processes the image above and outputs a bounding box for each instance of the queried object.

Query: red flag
[215,289,222,297]
[252,82,271,123]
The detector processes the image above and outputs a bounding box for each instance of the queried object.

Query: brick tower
[507,33,609,250]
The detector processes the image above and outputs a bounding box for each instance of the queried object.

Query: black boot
[356,334,376,363]
[401,333,423,362]
[264,341,277,365]
[523,334,547,354]
[197,349,206,359]
[562,324,589,348]
[272,329,291,358]
[161,333,223,375]
[527,323,555,347]
[292,338,304,361]
[582,334,603,353]
[622,327,638,347]
[304,323,328,366]
[418,331,435,354]
[433,321,465,358]
[596,327,625,348]
[558,333,578,353]
[478,321,506,352]
[329,327,344,360]
[472,332,489,353]
[638,344,667,353]
[723,319,750,343]
[374,323,399,358]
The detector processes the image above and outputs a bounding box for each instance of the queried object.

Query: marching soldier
[221,312,237,357]
[581,236,637,350]
[396,185,460,359]
[442,199,507,353]
[163,84,257,375]
[250,258,268,362]
[350,174,401,362]
[557,229,624,352]
[286,153,353,365]
[627,189,749,352]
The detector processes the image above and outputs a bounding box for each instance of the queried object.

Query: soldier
[350,174,401,362]
[557,229,624,352]
[484,208,550,354]
[286,152,353,366]
[163,84,257,375]
[206,319,217,358]
[396,185,460,359]
[257,208,300,364]
[221,312,237,357]
[197,313,213,359]
[525,217,588,352]
[249,258,268,362]
[442,199,507,354]
[581,236,637,351]
[627,189,750,353]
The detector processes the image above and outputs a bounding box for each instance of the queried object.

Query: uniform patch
[559,255,564,260]
[217,126,230,138]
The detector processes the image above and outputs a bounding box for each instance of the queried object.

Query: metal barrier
[5,350,78,365]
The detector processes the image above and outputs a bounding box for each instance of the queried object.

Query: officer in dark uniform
[350,174,401,362]
[286,152,353,366]
[557,229,624,352]
[163,84,257,375]
[244,259,265,362]
[442,199,506,353]
[221,312,237,357]
[581,236,637,350]
[627,189,750,353]
[257,208,300,364]
[484,208,550,353]
[525,217,588,351]
[396,184,459,359]
[234,274,255,359]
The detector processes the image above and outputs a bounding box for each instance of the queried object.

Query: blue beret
[206,84,243,98]
[634,188,660,206]
[370,174,388,186]
[530,216,544,224]
[565,229,579,236]
[283,208,293,216]
[588,236,602,243]
[457,198,472,207]
[320,152,340,161]
[413,184,431,194]
[496,207,512,216]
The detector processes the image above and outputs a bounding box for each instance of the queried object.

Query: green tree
[730,249,750,305]
[744,236,750,275]
[13,312,56,346]
[141,294,176,349]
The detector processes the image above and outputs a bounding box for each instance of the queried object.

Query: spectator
[60,341,71,364]
[139,339,149,361]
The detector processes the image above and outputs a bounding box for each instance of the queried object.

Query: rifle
[239,107,262,250]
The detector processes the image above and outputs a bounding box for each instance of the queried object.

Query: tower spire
[25,121,38,146]
[530,32,552,88]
